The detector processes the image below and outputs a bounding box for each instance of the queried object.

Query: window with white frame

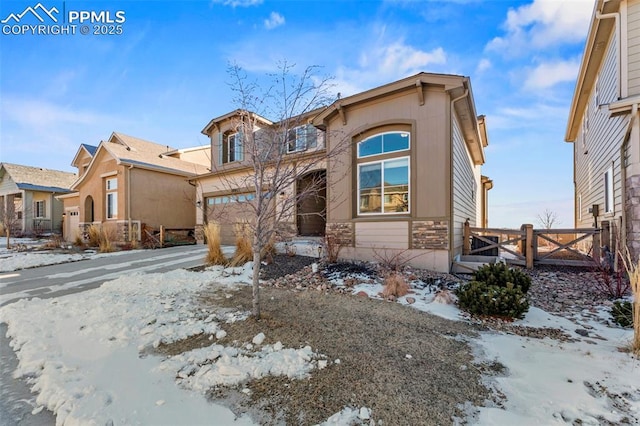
[578,193,582,221]
[287,124,317,153]
[206,192,256,206]
[34,200,45,218]
[604,167,614,213]
[219,132,243,164]
[357,131,410,215]
[106,177,118,219]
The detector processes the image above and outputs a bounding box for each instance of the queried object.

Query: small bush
[382,272,410,299]
[261,238,276,261]
[74,233,85,247]
[229,222,253,267]
[322,234,343,263]
[473,263,532,294]
[98,226,117,253]
[87,225,101,247]
[204,222,226,265]
[611,301,634,328]
[456,281,529,319]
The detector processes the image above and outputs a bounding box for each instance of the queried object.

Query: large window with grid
[357,131,410,215]
[106,177,118,219]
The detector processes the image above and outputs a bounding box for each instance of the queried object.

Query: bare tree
[209,62,347,318]
[536,208,559,229]
[1,196,21,249]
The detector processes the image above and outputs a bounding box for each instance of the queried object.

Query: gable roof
[71,132,210,190]
[81,144,98,156]
[0,163,77,193]
[201,109,273,136]
[71,143,99,169]
[312,72,487,165]
[565,0,620,142]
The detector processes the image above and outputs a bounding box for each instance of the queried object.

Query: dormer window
[219,131,244,164]
[287,124,317,153]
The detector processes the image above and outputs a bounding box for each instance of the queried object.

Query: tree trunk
[252,246,262,318]
[6,227,10,250]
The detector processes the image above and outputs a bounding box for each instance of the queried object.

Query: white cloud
[1,98,109,127]
[210,0,262,8]
[486,0,592,55]
[524,58,580,90]
[476,58,492,74]
[264,12,285,30]
[334,38,447,96]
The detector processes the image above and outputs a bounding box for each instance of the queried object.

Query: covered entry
[296,170,326,236]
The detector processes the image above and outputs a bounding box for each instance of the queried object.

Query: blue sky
[0,0,594,228]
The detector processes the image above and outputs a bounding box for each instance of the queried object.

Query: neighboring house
[196,72,491,272]
[565,0,640,258]
[0,163,77,235]
[59,132,210,242]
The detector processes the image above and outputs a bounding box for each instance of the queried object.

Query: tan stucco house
[0,163,77,236]
[195,72,490,272]
[59,132,210,242]
[565,0,640,258]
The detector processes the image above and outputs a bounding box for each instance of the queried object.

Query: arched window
[357,131,410,215]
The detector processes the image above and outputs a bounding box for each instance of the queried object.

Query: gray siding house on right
[566,0,640,258]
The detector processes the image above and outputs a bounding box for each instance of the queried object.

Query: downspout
[449,88,469,265]
[596,5,621,99]
[127,165,133,241]
[620,102,639,251]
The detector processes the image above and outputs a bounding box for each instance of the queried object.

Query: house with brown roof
[59,132,210,242]
[565,0,640,258]
[195,72,491,272]
[0,163,77,236]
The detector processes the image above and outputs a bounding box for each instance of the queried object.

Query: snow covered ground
[0,238,97,272]
[0,251,638,425]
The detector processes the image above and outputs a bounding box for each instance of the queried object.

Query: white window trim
[357,131,411,159]
[288,126,306,153]
[578,193,582,221]
[604,166,614,214]
[357,155,410,216]
[106,177,118,219]
[34,200,46,218]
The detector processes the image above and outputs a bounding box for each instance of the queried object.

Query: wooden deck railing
[463,220,601,268]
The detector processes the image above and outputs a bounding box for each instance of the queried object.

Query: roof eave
[312,72,467,128]
[565,0,618,142]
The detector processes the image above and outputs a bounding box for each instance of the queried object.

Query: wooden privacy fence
[142,225,196,248]
[463,221,601,268]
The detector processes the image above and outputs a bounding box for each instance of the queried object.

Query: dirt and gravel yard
[161,255,622,425]
[161,257,502,425]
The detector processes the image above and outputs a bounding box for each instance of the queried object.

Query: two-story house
[59,132,210,242]
[196,72,490,272]
[566,0,640,258]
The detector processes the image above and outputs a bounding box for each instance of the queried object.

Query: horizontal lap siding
[629,0,640,95]
[575,29,626,228]
[451,114,476,256]
[355,221,408,249]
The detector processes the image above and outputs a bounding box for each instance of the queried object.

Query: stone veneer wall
[412,220,449,249]
[626,175,640,260]
[195,224,205,244]
[326,222,354,246]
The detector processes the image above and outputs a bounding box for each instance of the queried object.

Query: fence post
[524,224,534,269]
[160,225,165,248]
[593,228,601,264]
[601,220,610,250]
[463,219,470,255]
